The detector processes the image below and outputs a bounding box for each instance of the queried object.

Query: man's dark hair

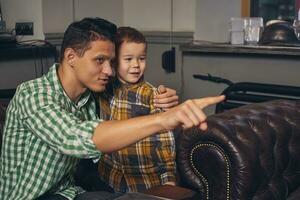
[60,17,117,62]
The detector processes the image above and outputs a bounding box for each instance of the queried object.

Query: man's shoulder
[17,64,58,96]
[18,78,39,92]
[4,76,59,121]
[14,76,58,105]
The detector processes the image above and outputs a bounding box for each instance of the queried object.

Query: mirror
[242,0,297,22]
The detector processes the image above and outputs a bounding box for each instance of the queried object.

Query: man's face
[117,42,146,84]
[73,39,115,92]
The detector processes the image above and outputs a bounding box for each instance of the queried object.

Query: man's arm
[92,95,225,153]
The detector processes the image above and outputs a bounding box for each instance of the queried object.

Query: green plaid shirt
[0,64,102,200]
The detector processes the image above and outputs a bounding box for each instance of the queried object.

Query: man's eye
[96,58,104,63]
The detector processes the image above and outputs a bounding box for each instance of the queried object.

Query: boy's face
[117,41,146,84]
[72,39,115,92]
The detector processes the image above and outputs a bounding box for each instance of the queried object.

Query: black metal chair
[193,74,300,113]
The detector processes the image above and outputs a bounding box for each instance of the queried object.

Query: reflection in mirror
[249,0,297,23]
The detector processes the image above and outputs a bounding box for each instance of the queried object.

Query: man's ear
[64,48,77,66]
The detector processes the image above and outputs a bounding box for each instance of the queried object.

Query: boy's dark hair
[115,27,146,65]
[60,17,117,62]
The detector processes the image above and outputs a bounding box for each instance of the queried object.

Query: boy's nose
[132,59,139,67]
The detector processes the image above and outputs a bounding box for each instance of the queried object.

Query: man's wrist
[153,112,169,132]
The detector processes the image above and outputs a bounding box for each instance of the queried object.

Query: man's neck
[58,63,87,102]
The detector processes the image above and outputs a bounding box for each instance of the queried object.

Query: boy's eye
[124,57,132,62]
[139,57,146,61]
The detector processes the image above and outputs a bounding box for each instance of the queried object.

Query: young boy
[97,27,176,193]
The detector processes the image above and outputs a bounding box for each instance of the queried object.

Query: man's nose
[103,61,113,76]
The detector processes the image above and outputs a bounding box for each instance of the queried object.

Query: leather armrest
[176,100,300,200]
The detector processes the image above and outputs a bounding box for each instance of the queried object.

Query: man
[0,17,224,200]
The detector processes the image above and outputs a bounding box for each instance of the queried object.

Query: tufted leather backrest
[177,100,300,200]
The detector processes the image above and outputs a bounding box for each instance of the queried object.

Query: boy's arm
[154,85,179,110]
[92,95,225,153]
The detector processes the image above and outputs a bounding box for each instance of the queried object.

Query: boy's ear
[64,48,77,66]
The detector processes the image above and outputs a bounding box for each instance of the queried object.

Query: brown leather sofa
[177,100,300,200]
[1,100,299,200]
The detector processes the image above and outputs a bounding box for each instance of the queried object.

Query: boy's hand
[154,85,179,110]
[158,95,225,131]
